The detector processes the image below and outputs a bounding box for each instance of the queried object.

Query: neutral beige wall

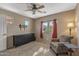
[0,9,35,49]
[0,9,35,36]
[35,10,77,44]
[76,4,79,46]
[0,8,77,45]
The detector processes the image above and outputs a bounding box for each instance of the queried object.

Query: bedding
[50,35,73,55]
[50,42,68,53]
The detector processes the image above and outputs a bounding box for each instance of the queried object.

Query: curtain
[52,19,57,40]
[40,21,43,38]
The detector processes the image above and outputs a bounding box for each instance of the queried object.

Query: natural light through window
[24,20,29,26]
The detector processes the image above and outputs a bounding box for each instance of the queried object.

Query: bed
[50,35,73,55]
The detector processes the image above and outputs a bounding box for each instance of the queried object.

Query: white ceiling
[0,3,77,19]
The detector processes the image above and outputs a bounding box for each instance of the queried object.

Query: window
[24,20,29,26]
[42,21,53,35]
[49,21,53,35]
[19,20,29,31]
[42,22,48,33]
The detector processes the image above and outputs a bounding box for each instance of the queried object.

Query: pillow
[59,35,73,43]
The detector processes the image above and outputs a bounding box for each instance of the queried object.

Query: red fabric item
[40,21,43,38]
[52,19,57,39]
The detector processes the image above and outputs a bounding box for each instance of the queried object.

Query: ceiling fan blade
[30,3,35,5]
[37,5,44,9]
[25,3,33,11]
[34,3,43,7]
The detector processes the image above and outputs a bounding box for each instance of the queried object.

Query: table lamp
[67,22,74,36]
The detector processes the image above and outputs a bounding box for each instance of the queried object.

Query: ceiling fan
[25,3,46,14]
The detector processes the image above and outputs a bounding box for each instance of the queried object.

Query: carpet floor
[0,41,55,56]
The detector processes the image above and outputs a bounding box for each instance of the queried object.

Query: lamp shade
[67,22,74,28]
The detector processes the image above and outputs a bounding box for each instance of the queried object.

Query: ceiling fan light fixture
[25,3,46,14]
